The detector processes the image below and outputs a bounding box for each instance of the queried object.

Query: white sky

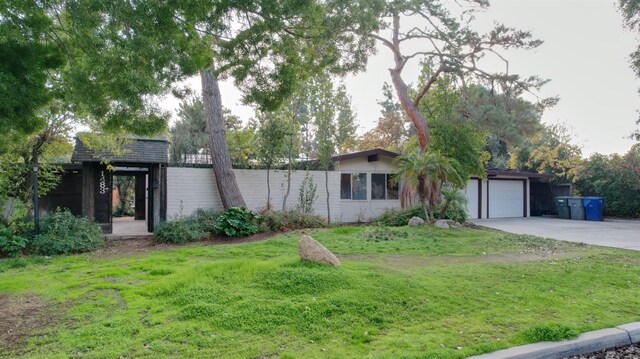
[162,0,640,156]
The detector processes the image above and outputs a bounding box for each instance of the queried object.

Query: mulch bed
[564,344,640,359]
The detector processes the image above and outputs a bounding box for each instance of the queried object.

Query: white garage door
[488,180,524,218]
[464,179,479,219]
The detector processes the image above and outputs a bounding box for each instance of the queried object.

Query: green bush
[0,226,28,258]
[192,208,220,233]
[375,207,426,227]
[520,323,577,342]
[375,204,468,227]
[154,217,209,244]
[575,145,640,218]
[213,207,260,237]
[31,209,104,256]
[258,210,326,232]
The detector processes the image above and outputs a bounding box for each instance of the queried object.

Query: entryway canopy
[71,135,169,233]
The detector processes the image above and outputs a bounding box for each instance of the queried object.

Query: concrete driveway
[472,217,640,251]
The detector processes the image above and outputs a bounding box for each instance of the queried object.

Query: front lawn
[1,226,639,358]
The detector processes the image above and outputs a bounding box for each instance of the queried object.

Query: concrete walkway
[107,217,151,239]
[472,217,640,251]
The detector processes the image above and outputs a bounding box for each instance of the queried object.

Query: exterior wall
[335,156,397,172]
[167,165,535,223]
[166,168,341,221]
[335,156,402,222]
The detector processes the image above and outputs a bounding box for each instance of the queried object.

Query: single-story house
[37,140,559,233]
[331,148,554,222]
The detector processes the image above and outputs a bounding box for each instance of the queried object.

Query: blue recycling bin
[582,197,605,221]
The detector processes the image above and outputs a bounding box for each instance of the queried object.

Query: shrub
[213,207,260,237]
[0,226,27,258]
[31,209,104,255]
[375,204,468,227]
[375,207,426,227]
[154,217,209,244]
[259,210,326,233]
[192,208,220,233]
[297,171,318,214]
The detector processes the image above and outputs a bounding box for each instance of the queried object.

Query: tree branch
[413,66,444,106]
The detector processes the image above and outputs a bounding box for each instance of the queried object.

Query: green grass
[1,226,640,358]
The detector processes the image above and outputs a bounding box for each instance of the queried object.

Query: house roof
[332,148,400,161]
[71,135,169,164]
[485,168,554,179]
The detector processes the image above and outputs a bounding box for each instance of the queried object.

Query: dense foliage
[213,207,260,237]
[0,226,28,258]
[154,217,209,244]
[31,209,104,256]
[375,203,468,227]
[112,176,135,217]
[169,98,256,168]
[575,144,640,218]
[258,210,326,233]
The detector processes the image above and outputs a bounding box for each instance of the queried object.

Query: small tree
[395,151,464,221]
[311,75,337,223]
[255,116,288,210]
[297,170,318,214]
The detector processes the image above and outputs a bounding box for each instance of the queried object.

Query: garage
[464,178,480,219]
[488,179,525,218]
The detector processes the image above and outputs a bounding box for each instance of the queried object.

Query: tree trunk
[282,114,295,211]
[325,170,331,224]
[266,167,272,210]
[200,65,246,209]
[389,68,430,151]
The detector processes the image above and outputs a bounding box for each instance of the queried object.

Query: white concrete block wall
[166,167,223,218]
[167,168,341,221]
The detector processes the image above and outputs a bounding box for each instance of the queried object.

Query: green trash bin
[568,197,585,220]
[555,196,571,219]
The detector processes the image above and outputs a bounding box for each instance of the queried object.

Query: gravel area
[564,344,640,359]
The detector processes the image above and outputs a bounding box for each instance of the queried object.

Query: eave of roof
[485,168,554,179]
[332,148,400,161]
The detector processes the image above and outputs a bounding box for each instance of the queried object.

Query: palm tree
[439,187,469,222]
[394,150,464,221]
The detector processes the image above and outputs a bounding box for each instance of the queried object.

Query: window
[352,173,367,200]
[387,174,399,200]
[340,173,367,200]
[371,174,386,200]
[371,173,399,200]
[340,174,351,199]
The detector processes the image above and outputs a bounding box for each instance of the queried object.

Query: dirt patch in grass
[0,293,60,350]
[95,231,281,257]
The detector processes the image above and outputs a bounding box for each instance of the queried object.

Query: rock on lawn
[298,235,341,267]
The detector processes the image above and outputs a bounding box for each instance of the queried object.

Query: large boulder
[408,216,425,227]
[433,219,450,229]
[298,235,341,267]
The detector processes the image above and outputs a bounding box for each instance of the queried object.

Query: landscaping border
[469,322,640,359]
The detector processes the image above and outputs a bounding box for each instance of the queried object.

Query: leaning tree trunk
[200,66,246,209]
[389,68,430,151]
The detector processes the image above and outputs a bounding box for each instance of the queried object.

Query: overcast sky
[163,0,640,156]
